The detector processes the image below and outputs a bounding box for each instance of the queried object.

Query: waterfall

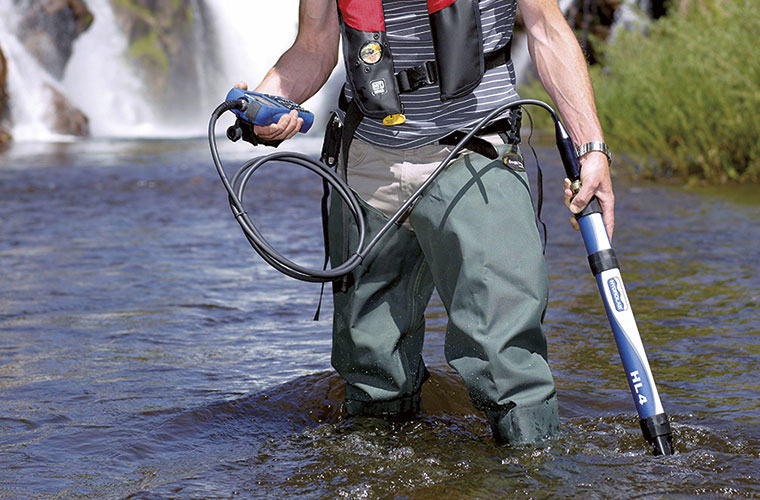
[201,0,300,97]
[61,0,159,137]
[199,0,345,128]
[0,0,160,139]
[0,0,75,141]
[0,0,343,141]
[0,0,622,142]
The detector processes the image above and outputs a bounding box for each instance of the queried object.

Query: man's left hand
[563,152,615,240]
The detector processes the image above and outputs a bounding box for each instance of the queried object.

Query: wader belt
[322,98,523,296]
[322,40,518,295]
[438,111,522,160]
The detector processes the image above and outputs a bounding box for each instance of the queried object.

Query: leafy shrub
[520,0,760,183]
[592,0,760,183]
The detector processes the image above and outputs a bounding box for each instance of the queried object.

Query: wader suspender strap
[314,179,331,320]
[336,100,364,293]
[315,112,347,319]
[314,100,363,320]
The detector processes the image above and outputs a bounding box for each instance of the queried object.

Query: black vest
[337,0,508,125]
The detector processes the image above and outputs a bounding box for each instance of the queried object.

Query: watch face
[360,42,383,65]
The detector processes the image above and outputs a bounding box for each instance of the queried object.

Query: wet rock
[14,0,94,79]
[0,47,10,147]
[564,0,622,64]
[111,0,215,112]
[0,127,10,150]
[46,84,89,136]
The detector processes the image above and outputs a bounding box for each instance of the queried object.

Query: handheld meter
[225,88,314,133]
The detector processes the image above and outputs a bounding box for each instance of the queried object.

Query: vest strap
[396,61,439,93]
[393,39,512,96]
[484,39,511,72]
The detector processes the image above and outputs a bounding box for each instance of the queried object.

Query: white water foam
[0,0,72,141]
[0,0,344,139]
[201,0,345,128]
[61,0,160,138]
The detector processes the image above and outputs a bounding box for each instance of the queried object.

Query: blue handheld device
[225,88,314,133]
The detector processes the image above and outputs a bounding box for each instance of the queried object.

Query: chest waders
[209,94,674,454]
[207,0,672,456]
[324,0,540,434]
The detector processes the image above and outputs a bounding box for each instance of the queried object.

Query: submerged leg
[329,193,435,418]
[411,145,559,444]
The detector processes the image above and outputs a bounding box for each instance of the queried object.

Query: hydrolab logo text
[607,277,627,312]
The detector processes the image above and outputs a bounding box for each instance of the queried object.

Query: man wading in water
[237,0,614,444]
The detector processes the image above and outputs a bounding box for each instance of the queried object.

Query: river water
[1,136,758,499]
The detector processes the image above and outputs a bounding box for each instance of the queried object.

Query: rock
[112,0,193,81]
[111,0,214,113]
[1,47,7,109]
[0,127,10,149]
[15,0,94,79]
[565,0,622,64]
[0,47,10,147]
[46,84,90,136]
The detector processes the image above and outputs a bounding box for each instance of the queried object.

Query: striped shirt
[347,0,519,149]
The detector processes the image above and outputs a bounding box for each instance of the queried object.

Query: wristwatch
[575,141,611,164]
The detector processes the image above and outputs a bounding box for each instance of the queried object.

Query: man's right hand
[234,82,304,143]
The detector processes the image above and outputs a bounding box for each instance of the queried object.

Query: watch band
[575,141,611,164]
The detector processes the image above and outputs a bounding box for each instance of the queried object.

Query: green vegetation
[111,0,196,99]
[522,0,760,184]
[128,31,170,76]
[112,0,155,25]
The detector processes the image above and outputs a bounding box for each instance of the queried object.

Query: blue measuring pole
[575,199,674,455]
[554,121,674,456]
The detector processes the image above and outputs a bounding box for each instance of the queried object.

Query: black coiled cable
[209,99,365,282]
[208,98,570,283]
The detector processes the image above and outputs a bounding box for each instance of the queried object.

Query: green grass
[522,0,760,184]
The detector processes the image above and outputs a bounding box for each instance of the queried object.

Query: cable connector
[226,118,283,148]
[554,121,582,181]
